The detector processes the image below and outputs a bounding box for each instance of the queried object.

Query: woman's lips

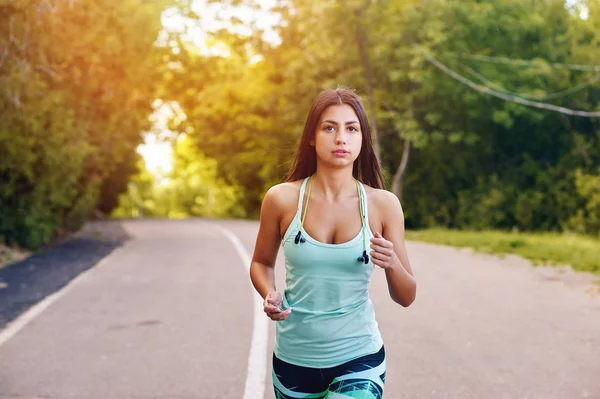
[333,150,349,157]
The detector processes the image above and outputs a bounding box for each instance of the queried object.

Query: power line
[459,62,600,101]
[443,51,600,72]
[422,51,600,118]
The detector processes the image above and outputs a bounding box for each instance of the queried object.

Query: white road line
[214,224,268,399]
[0,242,128,348]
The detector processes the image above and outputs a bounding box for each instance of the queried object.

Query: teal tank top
[274,176,383,368]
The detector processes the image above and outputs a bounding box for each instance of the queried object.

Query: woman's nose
[335,133,347,144]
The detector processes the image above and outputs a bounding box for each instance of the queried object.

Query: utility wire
[422,51,600,117]
[459,63,600,101]
[443,51,600,72]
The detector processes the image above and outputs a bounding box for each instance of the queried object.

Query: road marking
[0,242,128,348]
[214,224,268,399]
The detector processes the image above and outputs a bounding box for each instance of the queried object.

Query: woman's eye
[348,126,359,132]
[324,125,335,132]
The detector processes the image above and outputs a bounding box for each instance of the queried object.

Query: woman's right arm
[249,186,292,320]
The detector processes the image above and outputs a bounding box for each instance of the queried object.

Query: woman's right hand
[263,291,292,321]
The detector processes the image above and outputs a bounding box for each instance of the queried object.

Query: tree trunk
[391,139,411,201]
[353,8,380,159]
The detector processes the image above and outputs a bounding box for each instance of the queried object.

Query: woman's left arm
[369,190,417,307]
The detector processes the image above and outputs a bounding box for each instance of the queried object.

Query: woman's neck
[311,169,356,201]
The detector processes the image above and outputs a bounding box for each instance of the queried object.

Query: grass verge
[0,241,31,270]
[405,229,600,277]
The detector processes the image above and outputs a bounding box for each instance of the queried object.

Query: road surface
[0,219,598,399]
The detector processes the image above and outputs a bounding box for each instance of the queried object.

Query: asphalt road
[0,219,599,399]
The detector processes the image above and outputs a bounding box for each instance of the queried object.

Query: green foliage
[380,0,600,236]
[565,168,600,235]
[0,73,88,247]
[4,0,600,249]
[152,0,599,239]
[112,135,245,219]
[159,134,245,218]
[0,0,168,248]
[110,157,156,219]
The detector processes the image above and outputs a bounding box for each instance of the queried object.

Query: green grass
[0,239,31,269]
[405,229,600,276]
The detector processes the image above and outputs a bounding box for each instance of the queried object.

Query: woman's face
[311,104,362,169]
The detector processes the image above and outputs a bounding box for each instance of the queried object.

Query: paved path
[0,219,598,399]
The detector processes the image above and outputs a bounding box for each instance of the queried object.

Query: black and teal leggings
[272,346,386,399]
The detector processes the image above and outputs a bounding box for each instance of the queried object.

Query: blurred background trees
[0,0,169,248]
[1,0,599,249]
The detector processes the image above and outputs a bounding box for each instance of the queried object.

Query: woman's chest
[280,198,383,243]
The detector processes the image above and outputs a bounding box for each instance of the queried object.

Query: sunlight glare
[137,134,173,177]
[137,100,183,180]
[160,0,282,56]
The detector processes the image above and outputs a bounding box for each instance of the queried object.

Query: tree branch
[0,46,9,69]
[35,64,58,80]
[391,139,411,201]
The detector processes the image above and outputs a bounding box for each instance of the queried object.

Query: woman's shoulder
[362,184,403,213]
[262,179,304,211]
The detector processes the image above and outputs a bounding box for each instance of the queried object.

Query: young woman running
[249,87,417,398]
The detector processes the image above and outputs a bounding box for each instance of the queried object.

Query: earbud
[357,250,369,264]
[294,231,306,244]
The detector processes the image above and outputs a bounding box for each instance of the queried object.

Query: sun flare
[137,135,173,176]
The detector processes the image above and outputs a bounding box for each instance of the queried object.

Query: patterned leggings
[272,346,386,399]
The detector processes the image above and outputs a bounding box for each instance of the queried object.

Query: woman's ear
[309,139,315,146]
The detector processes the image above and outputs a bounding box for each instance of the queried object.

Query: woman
[249,87,416,398]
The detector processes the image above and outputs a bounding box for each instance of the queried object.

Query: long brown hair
[285,87,385,189]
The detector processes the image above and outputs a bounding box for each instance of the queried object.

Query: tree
[0,0,169,248]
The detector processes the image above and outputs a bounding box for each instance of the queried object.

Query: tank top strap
[296,176,310,216]
[357,180,370,230]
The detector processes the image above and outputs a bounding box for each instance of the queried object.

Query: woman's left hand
[370,232,398,270]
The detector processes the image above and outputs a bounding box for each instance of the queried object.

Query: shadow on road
[0,223,130,329]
